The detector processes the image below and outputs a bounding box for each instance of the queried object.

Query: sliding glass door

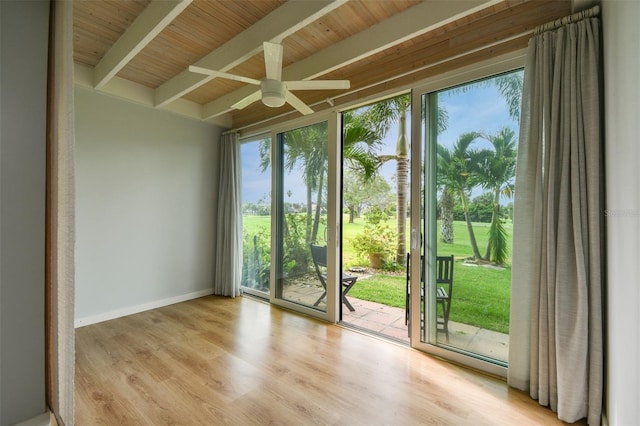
[274,121,330,313]
[410,70,523,375]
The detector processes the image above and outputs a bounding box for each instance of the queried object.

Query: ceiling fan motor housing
[261,79,286,107]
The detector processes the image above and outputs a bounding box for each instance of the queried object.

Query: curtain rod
[534,4,600,34]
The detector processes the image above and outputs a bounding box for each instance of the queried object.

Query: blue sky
[240,141,271,205]
[240,74,521,205]
[437,83,519,150]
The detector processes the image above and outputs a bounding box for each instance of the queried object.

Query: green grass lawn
[348,263,511,334]
[243,214,512,334]
[347,274,407,308]
[445,263,511,334]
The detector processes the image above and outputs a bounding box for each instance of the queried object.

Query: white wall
[75,88,221,323]
[603,1,640,424]
[0,1,49,424]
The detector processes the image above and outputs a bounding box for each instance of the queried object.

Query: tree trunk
[460,190,482,260]
[395,111,409,266]
[483,189,501,260]
[440,187,454,243]
[396,156,409,265]
[348,206,355,223]
[305,181,313,244]
[311,171,324,243]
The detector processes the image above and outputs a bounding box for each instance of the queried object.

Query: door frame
[408,54,526,377]
[267,112,342,323]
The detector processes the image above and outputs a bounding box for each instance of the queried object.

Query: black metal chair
[310,244,358,312]
[405,253,454,335]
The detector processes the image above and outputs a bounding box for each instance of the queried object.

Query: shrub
[351,208,396,268]
[242,228,271,291]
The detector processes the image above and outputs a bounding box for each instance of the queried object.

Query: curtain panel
[508,13,604,425]
[47,0,76,423]
[214,133,243,297]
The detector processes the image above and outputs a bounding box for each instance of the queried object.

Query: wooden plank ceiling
[73,0,572,130]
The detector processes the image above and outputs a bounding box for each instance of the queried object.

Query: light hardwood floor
[76,295,570,425]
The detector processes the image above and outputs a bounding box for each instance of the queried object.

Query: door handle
[411,228,418,250]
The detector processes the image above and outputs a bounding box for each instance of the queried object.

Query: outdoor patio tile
[348,317,387,333]
[281,285,509,363]
[380,326,410,343]
[343,298,509,363]
[358,310,399,325]
[390,315,408,327]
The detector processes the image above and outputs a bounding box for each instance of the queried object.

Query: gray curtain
[508,11,603,425]
[214,132,243,297]
[48,1,76,423]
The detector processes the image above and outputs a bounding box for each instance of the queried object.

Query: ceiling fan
[189,41,350,115]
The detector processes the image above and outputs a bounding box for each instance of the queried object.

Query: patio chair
[405,253,454,335]
[310,244,358,312]
[435,255,454,335]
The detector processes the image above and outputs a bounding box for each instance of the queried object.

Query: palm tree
[494,72,524,122]
[363,94,411,265]
[437,132,484,260]
[259,115,381,244]
[342,110,385,224]
[343,111,382,181]
[257,124,327,251]
[436,151,456,244]
[454,71,524,123]
[476,127,517,264]
[282,124,328,244]
[435,70,522,258]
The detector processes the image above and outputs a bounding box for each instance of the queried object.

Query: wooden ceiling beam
[154,0,348,109]
[202,0,499,120]
[93,0,192,89]
[234,38,528,132]
[232,0,573,129]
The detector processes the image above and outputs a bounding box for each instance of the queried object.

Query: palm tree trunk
[396,156,409,265]
[311,171,324,243]
[440,187,454,243]
[483,189,501,260]
[395,112,409,266]
[305,183,313,244]
[460,191,482,260]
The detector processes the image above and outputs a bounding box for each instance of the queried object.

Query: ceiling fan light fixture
[261,79,285,107]
[189,42,349,115]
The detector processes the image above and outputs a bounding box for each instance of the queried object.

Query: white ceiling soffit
[93,0,193,89]
[202,0,499,120]
[154,0,348,108]
[76,63,233,129]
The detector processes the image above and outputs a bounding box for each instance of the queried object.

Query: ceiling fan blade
[285,80,351,91]
[263,41,283,81]
[231,90,262,110]
[284,90,314,115]
[189,66,261,86]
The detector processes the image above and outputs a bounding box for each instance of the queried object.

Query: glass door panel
[339,97,412,343]
[240,136,272,297]
[275,122,329,311]
[411,70,523,371]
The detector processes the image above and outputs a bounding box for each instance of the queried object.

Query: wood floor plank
[75,296,575,425]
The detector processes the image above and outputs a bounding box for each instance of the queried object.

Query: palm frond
[489,215,509,264]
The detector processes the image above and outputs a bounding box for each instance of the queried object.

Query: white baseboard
[14,411,52,426]
[74,288,214,328]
